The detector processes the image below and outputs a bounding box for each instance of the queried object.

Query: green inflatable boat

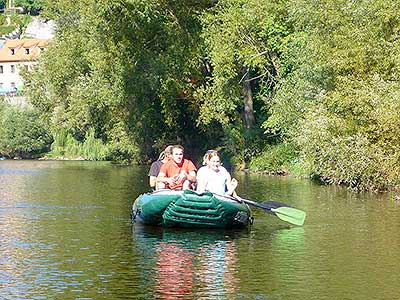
[131,189,252,228]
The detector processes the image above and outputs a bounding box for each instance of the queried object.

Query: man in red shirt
[157,145,197,190]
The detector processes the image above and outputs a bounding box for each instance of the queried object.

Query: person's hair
[202,149,219,165]
[164,145,173,156]
[158,145,174,160]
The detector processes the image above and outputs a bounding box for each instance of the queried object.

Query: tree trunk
[242,69,255,129]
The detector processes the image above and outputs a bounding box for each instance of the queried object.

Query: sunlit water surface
[0,160,399,300]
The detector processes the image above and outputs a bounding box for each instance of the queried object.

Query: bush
[105,138,140,164]
[249,143,297,174]
[49,128,107,161]
[295,76,400,191]
[0,106,52,158]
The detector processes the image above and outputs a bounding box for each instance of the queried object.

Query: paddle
[233,196,307,226]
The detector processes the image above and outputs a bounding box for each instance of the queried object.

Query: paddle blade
[271,207,306,226]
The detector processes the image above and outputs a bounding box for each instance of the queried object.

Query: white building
[0,38,48,94]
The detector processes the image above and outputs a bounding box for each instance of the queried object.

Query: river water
[0,160,399,300]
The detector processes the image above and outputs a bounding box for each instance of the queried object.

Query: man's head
[171,145,184,165]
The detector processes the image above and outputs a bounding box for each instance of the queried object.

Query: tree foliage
[28,0,212,162]
[23,0,400,190]
[194,0,290,164]
[263,0,400,190]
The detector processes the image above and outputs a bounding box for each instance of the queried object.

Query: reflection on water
[0,160,144,300]
[133,226,243,300]
[1,160,400,300]
[156,242,195,299]
[131,225,308,300]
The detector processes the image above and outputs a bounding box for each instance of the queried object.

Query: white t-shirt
[196,166,230,195]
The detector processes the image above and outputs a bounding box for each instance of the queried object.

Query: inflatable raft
[131,189,252,228]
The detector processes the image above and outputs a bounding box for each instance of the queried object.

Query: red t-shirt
[159,159,197,190]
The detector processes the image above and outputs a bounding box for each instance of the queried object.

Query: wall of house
[0,39,48,95]
[0,61,35,92]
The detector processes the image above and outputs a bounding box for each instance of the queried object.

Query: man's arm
[184,160,197,182]
[157,171,176,185]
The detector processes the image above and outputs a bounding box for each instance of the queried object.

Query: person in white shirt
[196,150,238,196]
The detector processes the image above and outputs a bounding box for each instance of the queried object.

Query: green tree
[28,0,212,162]
[263,0,400,190]
[196,0,290,164]
[26,0,400,191]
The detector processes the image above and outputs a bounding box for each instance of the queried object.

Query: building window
[0,65,3,73]
[11,82,15,88]
[10,48,16,55]
[11,65,15,73]
[0,83,3,88]
[25,48,30,54]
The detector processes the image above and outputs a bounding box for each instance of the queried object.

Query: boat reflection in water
[133,225,244,299]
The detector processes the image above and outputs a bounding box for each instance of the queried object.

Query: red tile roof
[0,39,48,63]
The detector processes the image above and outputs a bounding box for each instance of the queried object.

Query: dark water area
[1,160,400,300]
